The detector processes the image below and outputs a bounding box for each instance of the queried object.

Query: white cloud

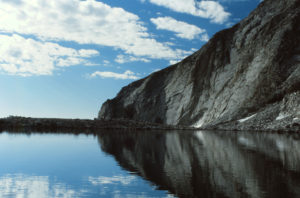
[150,16,209,41]
[0,0,190,60]
[169,48,198,65]
[79,49,100,57]
[90,70,140,80]
[0,34,99,76]
[88,175,136,185]
[169,60,181,65]
[148,0,230,24]
[115,55,151,64]
[200,34,210,42]
[164,41,175,46]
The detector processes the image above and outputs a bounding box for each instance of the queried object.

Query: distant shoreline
[0,116,194,133]
[1,116,298,133]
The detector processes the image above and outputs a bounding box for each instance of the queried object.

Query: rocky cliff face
[99,0,300,131]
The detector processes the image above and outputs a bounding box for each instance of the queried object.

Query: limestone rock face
[99,0,300,131]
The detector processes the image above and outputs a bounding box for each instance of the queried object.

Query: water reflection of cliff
[98,131,300,198]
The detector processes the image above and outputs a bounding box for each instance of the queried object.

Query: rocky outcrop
[99,0,300,131]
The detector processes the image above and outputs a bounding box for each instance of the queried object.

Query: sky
[0,0,261,119]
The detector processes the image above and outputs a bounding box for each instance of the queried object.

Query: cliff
[99,0,300,131]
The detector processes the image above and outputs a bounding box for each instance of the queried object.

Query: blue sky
[0,0,261,119]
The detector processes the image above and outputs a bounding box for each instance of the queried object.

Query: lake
[0,130,300,198]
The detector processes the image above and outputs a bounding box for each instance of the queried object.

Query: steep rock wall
[99,0,300,130]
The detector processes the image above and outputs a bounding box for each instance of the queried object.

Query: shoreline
[0,116,195,133]
[0,116,299,133]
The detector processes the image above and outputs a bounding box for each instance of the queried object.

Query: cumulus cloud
[0,34,99,76]
[148,0,230,24]
[90,70,140,80]
[150,16,209,41]
[169,60,180,65]
[168,48,199,65]
[115,55,151,64]
[0,0,190,60]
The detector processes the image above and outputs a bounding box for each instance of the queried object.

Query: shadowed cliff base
[98,0,300,132]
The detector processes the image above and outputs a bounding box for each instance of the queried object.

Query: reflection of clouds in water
[0,174,84,198]
[112,190,176,198]
[88,175,136,185]
[238,136,256,148]
[89,175,174,198]
[0,174,171,198]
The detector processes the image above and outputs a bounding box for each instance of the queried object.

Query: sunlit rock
[99,0,300,132]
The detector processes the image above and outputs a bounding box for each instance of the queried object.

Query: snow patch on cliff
[276,113,290,120]
[238,114,256,123]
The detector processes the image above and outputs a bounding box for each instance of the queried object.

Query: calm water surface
[0,130,300,198]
